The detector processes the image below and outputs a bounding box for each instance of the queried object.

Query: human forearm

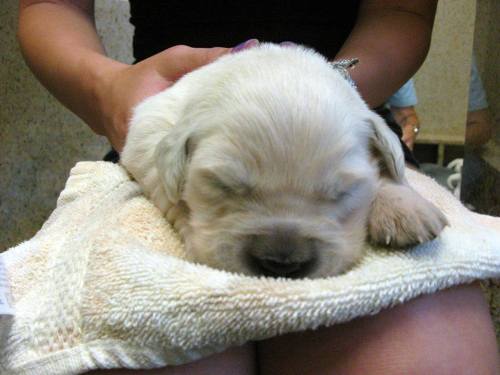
[18,1,238,151]
[336,0,437,108]
[18,0,125,136]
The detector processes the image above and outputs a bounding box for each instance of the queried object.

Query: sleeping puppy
[121,44,447,279]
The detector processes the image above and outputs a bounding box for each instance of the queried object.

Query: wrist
[80,52,128,137]
[400,114,420,128]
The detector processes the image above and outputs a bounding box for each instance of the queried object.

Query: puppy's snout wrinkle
[246,228,317,278]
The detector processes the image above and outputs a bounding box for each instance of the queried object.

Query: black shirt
[129,1,360,62]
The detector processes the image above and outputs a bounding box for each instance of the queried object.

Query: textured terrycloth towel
[1,161,499,375]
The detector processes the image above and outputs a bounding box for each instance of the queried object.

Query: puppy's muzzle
[245,226,317,278]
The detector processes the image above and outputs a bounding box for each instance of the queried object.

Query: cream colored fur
[121,44,447,278]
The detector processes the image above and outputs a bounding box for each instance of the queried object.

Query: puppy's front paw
[368,181,448,248]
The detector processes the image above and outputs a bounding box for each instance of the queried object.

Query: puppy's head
[155,45,405,278]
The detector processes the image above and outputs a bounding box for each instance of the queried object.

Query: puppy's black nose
[246,230,317,278]
[254,257,314,277]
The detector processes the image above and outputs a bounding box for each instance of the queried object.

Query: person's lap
[258,281,498,375]
[85,282,499,375]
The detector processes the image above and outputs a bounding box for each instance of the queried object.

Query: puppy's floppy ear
[154,127,193,204]
[366,111,406,183]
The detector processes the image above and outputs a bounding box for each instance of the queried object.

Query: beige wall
[414,0,476,145]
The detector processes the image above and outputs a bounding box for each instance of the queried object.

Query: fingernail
[280,41,296,47]
[232,39,259,53]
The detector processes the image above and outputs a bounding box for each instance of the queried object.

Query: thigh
[258,282,499,375]
[84,342,257,375]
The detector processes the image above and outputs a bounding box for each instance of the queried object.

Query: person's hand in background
[391,105,420,150]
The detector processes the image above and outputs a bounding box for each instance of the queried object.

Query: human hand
[96,40,259,151]
[391,106,420,150]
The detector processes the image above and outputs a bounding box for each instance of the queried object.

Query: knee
[396,332,499,375]
[369,283,499,375]
[258,283,499,375]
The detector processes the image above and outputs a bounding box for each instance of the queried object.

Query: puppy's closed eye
[316,177,369,204]
[197,169,254,198]
[315,178,374,224]
[332,188,356,203]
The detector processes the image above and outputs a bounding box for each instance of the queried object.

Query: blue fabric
[388,79,418,108]
[388,56,488,112]
[468,55,489,112]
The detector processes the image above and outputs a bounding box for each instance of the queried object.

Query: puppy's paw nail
[385,235,391,245]
[417,236,424,244]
